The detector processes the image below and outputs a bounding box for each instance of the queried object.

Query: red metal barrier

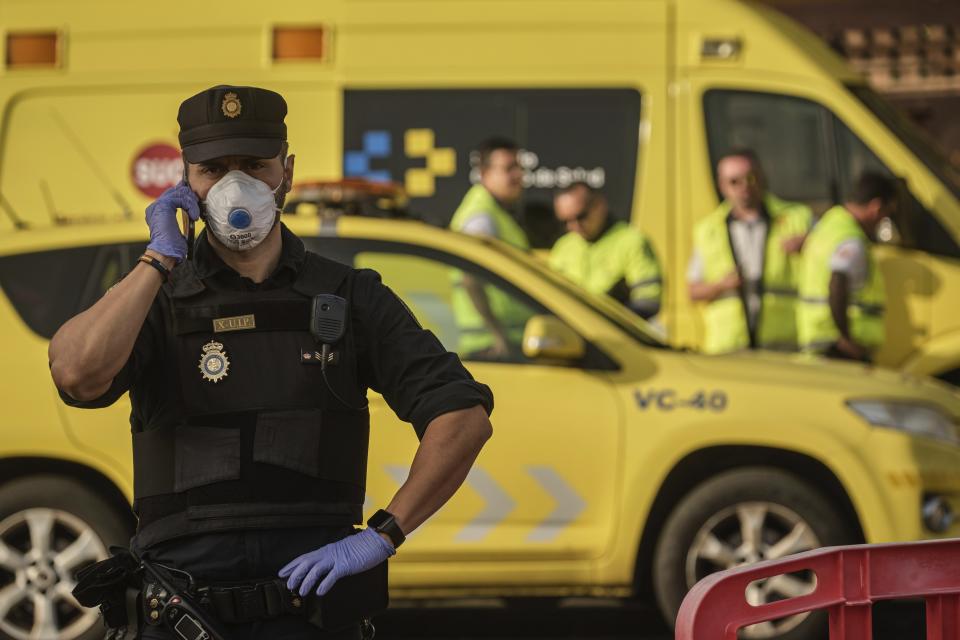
[675,538,960,640]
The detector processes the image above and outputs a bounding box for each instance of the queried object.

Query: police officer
[449,137,529,359]
[798,172,896,362]
[687,149,812,354]
[49,85,494,639]
[549,182,662,319]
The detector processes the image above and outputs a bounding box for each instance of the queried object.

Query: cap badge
[221,92,242,119]
[199,341,230,383]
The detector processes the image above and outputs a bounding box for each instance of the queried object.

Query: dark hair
[847,171,898,206]
[555,181,596,198]
[716,147,763,171]
[476,136,518,168]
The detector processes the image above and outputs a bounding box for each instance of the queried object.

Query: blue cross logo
[344,130,392,182]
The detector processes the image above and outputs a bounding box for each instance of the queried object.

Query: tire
[0,475,131,640]
[652,468,854,640]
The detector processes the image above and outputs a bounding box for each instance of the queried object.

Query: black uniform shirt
[60,224,494,439]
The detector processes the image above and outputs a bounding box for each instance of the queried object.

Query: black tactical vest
[132,252,369,548]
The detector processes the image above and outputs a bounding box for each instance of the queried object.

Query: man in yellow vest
[449,137,530,359]
[550,182,662,319]
[687,149,812,354]
[799,172,897,362]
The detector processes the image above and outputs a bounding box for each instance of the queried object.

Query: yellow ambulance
[3,0,960,380]
[2,2,960,640]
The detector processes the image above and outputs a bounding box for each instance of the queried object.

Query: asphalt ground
[375,599,927,639]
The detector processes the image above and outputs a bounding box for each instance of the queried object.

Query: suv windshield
[483,239,669,349]
[847,84,960,201]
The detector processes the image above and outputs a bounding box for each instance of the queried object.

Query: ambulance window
[704,90,835,215]
[76,241,147,311]
[342,89,642,249]
[0,242,146,339]
[0,245,99,338]
[833,119,960,258]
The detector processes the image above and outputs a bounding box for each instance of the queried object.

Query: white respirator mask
[201,170,284,252]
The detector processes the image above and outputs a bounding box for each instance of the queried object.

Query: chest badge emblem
[199,341,230,383]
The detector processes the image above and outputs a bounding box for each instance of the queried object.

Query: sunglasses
[724,173,759,187]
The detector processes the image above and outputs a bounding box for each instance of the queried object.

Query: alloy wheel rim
[685,501,821,639]
[0,508,108,640]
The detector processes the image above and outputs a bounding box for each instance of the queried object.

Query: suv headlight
[847,400,959,445]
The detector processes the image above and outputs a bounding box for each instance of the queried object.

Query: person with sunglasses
[549,182,662,320]
[687,148,812,354]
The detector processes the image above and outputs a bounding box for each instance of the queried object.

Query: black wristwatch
[367,509,405,549]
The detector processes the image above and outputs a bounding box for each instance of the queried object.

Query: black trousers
[134,526,362,640]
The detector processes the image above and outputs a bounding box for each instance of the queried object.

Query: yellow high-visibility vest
[798,205,885,352]
[694,194,812,354]
[549,221,662,315]
[449,185,531,354]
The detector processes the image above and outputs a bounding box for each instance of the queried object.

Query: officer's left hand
[279,528,396,597]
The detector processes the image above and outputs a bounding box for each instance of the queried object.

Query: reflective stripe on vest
[449,185,531,353]
[798,205,886,351]
[693,194,812,354]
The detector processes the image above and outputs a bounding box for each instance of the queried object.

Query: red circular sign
[131,143,183,198]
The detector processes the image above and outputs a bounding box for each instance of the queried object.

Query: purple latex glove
[279,528,396,597]
[145,180,200,262]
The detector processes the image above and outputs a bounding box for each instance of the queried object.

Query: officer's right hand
[145,180,200,263]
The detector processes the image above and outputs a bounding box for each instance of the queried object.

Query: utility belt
[73,547,387,639]
[142,576,303,627]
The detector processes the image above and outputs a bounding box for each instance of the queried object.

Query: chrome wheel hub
[0,508,108,640]
[686,502,821,639]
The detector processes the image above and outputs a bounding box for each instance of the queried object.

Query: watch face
[368,510,404,547]
[368,510,393,528]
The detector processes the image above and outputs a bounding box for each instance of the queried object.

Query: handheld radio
[310,294,368,410]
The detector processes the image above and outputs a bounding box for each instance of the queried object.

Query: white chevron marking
[455,468,515,542]
[526,467,586,543]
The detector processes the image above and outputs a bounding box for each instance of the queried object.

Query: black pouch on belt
[72,548,142,631]
[305,558,389,630]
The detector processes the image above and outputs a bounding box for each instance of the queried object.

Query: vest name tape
[213,314,256,333]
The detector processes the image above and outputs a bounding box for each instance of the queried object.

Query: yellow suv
[3,213,960,640]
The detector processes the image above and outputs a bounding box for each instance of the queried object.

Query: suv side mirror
[522,315,585,362]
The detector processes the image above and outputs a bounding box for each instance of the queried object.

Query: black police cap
[178,85,287,163]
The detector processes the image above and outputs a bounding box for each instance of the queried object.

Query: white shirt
[687,216,768,331]
[829,238,869,293]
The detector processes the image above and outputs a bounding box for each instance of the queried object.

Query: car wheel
[653,468,854,640]
[0,475,130,640]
